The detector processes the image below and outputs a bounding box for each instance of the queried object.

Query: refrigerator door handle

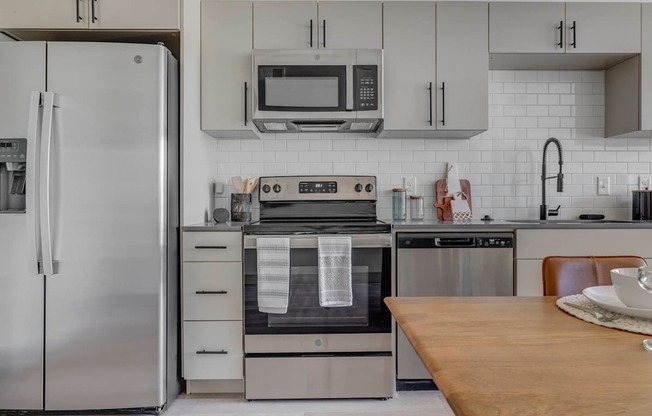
[26,91,43,275]
[39,92,58,276]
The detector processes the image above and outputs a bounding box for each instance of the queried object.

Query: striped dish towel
[318,236,352,307]
[257,237,290,314]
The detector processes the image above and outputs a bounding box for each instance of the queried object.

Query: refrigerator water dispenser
[0,138,26,213]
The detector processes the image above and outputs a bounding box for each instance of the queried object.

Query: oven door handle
[244,234,391,249]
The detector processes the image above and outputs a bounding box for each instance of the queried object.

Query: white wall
[182,0,651,223]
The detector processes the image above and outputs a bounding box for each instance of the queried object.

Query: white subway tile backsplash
[211,70,649,221]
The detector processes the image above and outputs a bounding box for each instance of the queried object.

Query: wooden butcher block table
[385,296,652,416]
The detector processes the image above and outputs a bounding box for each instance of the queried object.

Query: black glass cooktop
[243,220,391,235]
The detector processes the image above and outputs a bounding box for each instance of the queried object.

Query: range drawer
[184,321,243,380]
[183,231,242,262]
[183,262,243,321]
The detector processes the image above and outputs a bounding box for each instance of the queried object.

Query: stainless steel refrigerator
[0,41,179,413]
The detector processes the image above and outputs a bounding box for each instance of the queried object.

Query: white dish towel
[318,236,353,307]
[257,237,290,314]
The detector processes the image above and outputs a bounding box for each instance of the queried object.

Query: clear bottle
[392,188,406,221]
[409,195,424,221]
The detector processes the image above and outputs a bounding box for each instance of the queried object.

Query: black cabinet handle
[194,245,227,250]
[323,20,326,48]
[440,82,446,126]
[428,82,433,126]
[557,20,563,48]
[196,350,228,355]
[310,19,313,48]
[91,0,97,23]
[195,290,228,295]
[76,0,82,22]
[570,21,577,49]
[244,82,248,126]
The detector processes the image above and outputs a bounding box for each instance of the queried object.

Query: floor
[164,391,454,416]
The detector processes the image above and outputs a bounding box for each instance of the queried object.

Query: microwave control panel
[354,65,378,111]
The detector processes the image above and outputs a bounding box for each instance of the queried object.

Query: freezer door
[0,42,45,410]
[43,43,169,410]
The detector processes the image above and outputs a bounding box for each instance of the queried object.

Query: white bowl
[610,268,652,309]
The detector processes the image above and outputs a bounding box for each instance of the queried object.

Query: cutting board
[434,179,472,221]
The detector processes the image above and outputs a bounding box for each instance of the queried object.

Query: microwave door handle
[346,64,354,111]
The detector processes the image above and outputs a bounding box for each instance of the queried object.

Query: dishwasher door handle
[434,238,476,248]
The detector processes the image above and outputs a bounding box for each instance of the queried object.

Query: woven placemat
[557,294,652,336]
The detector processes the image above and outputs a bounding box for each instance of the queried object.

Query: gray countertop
[182,220,652,232]
[182,222,244,231]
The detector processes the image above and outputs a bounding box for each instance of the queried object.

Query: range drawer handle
[195,290,228,295]
[194,245,227,250]
[196,349,228,355]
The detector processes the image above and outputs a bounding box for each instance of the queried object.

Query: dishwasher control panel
[476,237,513,248]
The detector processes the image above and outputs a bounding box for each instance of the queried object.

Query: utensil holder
[231,193,252,223]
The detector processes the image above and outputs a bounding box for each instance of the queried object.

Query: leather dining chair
[542,256,648,296]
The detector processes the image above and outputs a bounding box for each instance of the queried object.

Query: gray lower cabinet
[382,1,488,138]
[182,231,243,392]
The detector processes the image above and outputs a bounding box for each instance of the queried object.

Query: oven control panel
[299,181,337,194]
[260,176,377,202]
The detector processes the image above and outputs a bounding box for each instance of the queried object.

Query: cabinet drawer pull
[570,21,577,49]
[322,20,326,48]
[194,245,228,250]
[310,19,313,48]
[557,20,563,48]
[195,290,228,295]
[244,82,248,126]
[196,349,228,355]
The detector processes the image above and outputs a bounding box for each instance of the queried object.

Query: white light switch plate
[639,175,652,190]
[597,176,610,195]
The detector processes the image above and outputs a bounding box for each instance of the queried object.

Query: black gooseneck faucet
[540,137,564,220]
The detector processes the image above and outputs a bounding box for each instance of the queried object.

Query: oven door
[243,234,392,337]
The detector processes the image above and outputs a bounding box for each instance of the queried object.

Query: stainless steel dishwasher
[396,232,514,382]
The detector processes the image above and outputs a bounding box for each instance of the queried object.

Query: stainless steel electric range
[242,176,393,400]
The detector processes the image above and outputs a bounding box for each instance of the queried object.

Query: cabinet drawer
[183,232,242,262]
[184,321,243,380]
[183,262,242,321]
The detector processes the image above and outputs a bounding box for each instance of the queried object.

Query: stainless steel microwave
[252,49,383,134]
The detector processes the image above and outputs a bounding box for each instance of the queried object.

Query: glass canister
[392,188,406,221]
[409,195,424,221]
[230,193,252,222]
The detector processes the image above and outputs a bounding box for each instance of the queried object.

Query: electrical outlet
[639,175,652,190]
[403,177,417,195]
[213,181,225,196]
[597,176,610,195]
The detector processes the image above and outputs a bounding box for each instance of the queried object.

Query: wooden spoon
[231,176,244,193]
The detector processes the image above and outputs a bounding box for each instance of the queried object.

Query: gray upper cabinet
[317,1,382,49]
[490,2,641,55]
[436,2,488,132]
[253,1,381,50]
[0,0,179,30]
[383,2,436,132]
[253,1,318,49]
[382,1,487,138]
[0,0,88,29]
[489,2,565,53]
[201,0,258,138]
[565,3,641,54]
